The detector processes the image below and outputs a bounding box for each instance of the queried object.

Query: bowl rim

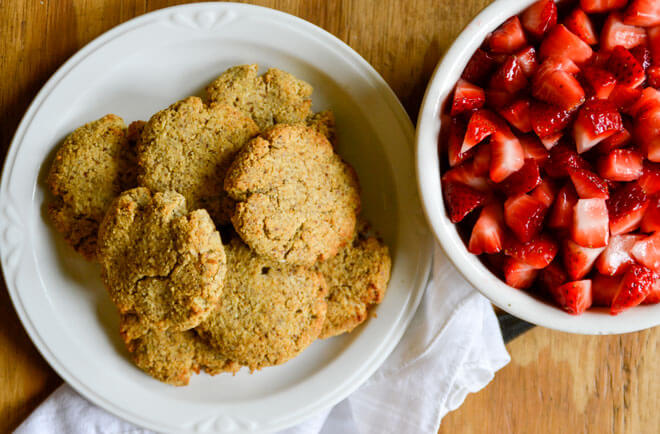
[415,0,660,335]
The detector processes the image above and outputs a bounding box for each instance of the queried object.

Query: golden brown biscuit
[225,124,360,266]
[98,188,226,338]
[196,239,327,371]
[306,110,336,145]
[315,222,391,338]
[47,114,139,260]
[205,64,313,130]
[137,96,259,225]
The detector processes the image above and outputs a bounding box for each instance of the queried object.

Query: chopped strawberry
[641,194,660,232]
[639,161,660,194]
[601,12,648,52]
[642,275,660,303]
[489,127,526,182]
[649,25,660,66]
[447,118,473,167]
[519,134,550,165]
[514,46,539,76]
[592,274,623,306]
[497,159,542,195]
[608,182,650,235]
[548,183,579,228]
[609,84,643,113]
[529,102,574,141]
[568,167,610,198]
[563,239,606,279]
[442,162,491,191]
[532,58,586,110]
[443,181,488,223]
[631,45,652,70]
[472,143,492,176]
[597,149,645,181]
[580,0,627,13]
[552,279,593,314]
[596,123,632,153]
[490,57,529,94]
[624,0,660,27]
[631,231,660,272]
[485,88,516,109]
[634,105,660,162]
[462,49,498,85]
[489,16,528,54]
[608,45,646,88]
[504,194,548,242]
[582,66,617,99]
[630,87,660,117]
[469,203,505,254]
[504,234,559,268]
[546,144,591,178]
[539,132,564,150]
[451,79,486,116]
[565,8,598,45]
[499,99,532,132]
[573,98,623,153]
[611,264,655,314]
[648,65,660,86]
[540,24,594,64]
[503,257,540,289]
[531,178,558,207]
[596,234,645,275]
[522,0,559,39]
[539,260,569,292]
[572,198,610,247]
[462,109,499,154]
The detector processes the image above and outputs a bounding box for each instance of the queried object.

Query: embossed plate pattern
[0,3,432,433]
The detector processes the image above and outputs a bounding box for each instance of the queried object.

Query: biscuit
[138,96,259,225]
[306,110,336,145]
[225,124,360,266]
[196,239,327,371]
[47,114,139,260]
[315,222,392,338]
[206,64,312,130]
[98,188,226,338]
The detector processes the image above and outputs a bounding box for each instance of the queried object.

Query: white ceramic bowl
[416,0,660,334]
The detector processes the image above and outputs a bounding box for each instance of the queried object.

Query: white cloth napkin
[16,245,510,434]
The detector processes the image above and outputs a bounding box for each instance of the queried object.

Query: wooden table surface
[1,0,658,432]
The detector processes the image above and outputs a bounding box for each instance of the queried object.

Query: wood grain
[1,1,658,433]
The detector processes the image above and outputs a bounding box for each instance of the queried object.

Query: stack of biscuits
[47,64,392,386]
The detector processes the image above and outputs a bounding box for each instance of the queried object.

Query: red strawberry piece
[592,273,623,306]
[639,161,660,194]
[451,79,486,116]
[580,0,627,13]
[499,99,532,133]
[581,66,617,99]
[565,8,598,45]
[635,106,660,162]
[597,148,645,181]
[539,260,569,292]
[608,84,643,113]
[573,98,623,153]
[568,167,610,199]
[519,134,550,166]
[608,45,646,88]
[461,109,499,154]
[596,233,646,275]
[648,65,660,87]
[504,194,548,242]
[490,57,529,94]
[485,88,517,110]
[539,132,564,150]
[442,162,491,191]
[443,181,488,223]
[642,275,660,304]
[630,45,652,70]
[522,0,558,39]
[489,126,525,182]
[553,280,593,314]
[489,16,528,54]
[548,183,579,229]
[529,102,574,142]
[514,46,539,76]
[472,142,492,176]
[497,159,542,195]
[608,182,650,235]
[531,178,558,208]
[447,117,474,168]
[624,0,660,27]
[649,25,660,66]
[540,25,594,64]
[503,257,540,289]
[630,87,660,117]
[469,203,506,255]
[537,56,581,74]
[611,264,655,314]
[546,144,590,178]
[504,234,559,269]
[631,231,660,272]
[591,51,612,69]
[462,49,498,85]
[642,194,660,232]
[563,239,606,279]
[601,12,649,52]
[572,198,610,247]
[532,58,586,111]
[596,123,632,153]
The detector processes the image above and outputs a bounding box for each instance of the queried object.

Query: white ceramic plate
[0,3,433,433]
